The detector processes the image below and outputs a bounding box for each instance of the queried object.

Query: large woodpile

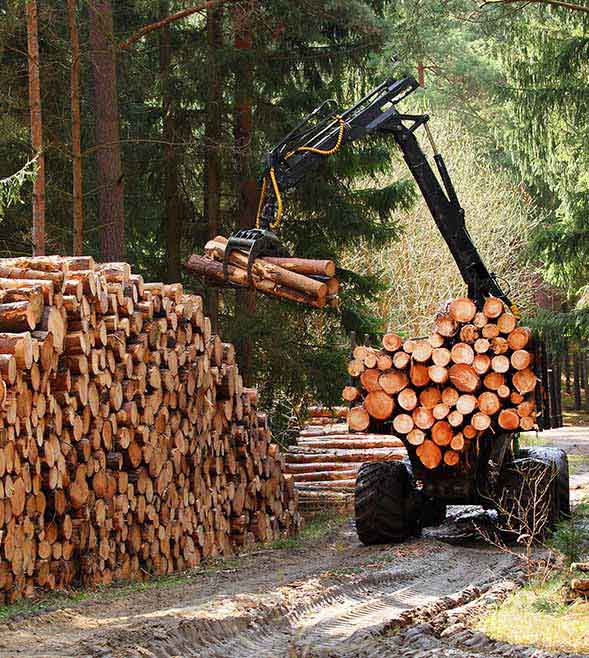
[186,235,339,308]
[285,407,406,514]
[0,255,300,601]
[345,297,538,471]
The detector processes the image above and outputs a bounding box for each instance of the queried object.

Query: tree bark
[159,1,181,283]
[204,4,224,332]
[26,0,46,256]
[89,0,125,261]
[233,1,256,385]
[67,0,83,255]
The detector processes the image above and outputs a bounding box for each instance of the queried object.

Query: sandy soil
[0,427,586,658]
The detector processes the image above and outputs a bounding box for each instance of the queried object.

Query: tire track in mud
[89,546,516,658]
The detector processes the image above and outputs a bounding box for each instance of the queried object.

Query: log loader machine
[224,70,570,545]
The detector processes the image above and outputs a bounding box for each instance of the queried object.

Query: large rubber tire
[497,448,567,539]
[355,461,421,545]
[517,446,570,519]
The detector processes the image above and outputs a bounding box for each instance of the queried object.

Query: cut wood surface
[344,295,538,471]
[0,255,301,600]
[186,236,339,308]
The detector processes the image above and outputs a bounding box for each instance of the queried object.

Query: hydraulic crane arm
[226,73,510,308]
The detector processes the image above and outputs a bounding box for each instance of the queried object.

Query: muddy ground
[0,426,587,658]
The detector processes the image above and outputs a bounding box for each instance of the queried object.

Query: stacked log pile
[285,407,406,514]
[0,255,300,601]
[186,235,339,308]
[345,297,538,471]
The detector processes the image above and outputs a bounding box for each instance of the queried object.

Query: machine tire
[355,461,421,545]
[517,446,570,519]
[421,499,447,527]
[497,450,564,540]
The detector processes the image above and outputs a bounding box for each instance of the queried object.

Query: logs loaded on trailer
[285,407,407,515]
[345,297,538,471]
[0,255,301,601]
[185,235,340,309]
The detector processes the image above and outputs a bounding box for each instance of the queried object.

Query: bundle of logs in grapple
[185,235,339,308]
[344,297,538,471]
[0,255,300,601]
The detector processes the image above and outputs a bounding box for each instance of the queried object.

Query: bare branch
[120,0,234,50]
[481,0,589,13]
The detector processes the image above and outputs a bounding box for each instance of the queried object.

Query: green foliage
[548,500,589,564]
[0,156,37,219]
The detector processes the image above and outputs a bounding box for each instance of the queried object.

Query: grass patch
[477,577,589,654]
[270,512,348,550]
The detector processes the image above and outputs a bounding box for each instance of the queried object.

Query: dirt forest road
[0,426,587,658]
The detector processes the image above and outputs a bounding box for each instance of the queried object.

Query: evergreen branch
[120,0,234,50]
[481,0,589,13]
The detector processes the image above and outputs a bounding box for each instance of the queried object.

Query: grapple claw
[223,228,289,286]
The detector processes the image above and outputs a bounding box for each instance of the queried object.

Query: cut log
[364,391,394,420]
[419,387,442,409]
[448,364,480,393]
[342,386,360,402]
[473,353,491,375]
[483,372,505,390]
[435,314,457,337]
[432,403,450,420]
[407,428,425,446]
[511,350,532,371]
[512,368,537,394]
[460,324,479,344]
[507,327,530,351]
[428,365,449,384]
[413,406,434,430]
[360,368,383,392]
[498,408,519,430]
[456,394,477,415]
[392,414,414,435]
[348,406,370,432]
[441,387,459,407]
[431,420,452,446]
[432,347,451,367]
[478,391,500,416]
[397,387,418,411]
[497,313,517,335]
[444,450,460,467]
[262,257,336,277]
[382,333,402,352]
[379,370,408,395]
[416,440,442,469]
[449,297,476,323]
[392,351,410,369]
[483,297,504,319]
[451,342,475,365]
[448,410,464,428]
[471,412,491,431]
[491,355,510,374]
[410,362,430,387]
[412,340,432,363]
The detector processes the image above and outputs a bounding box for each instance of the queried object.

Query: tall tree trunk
[204,5,224,332]
[233,1,257,385]
[26,0,46,256]
[159,1,181,283]
[88,0,125,261]
[67,0,83,255]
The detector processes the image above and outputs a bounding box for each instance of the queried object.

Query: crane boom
[225,73,510,308]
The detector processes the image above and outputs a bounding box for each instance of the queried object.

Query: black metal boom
[254,73,511,308]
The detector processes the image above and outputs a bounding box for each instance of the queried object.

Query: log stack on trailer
[0,255,300,602]
[285,407,406,515]
[345,297,538,471]
[186,235,339,308]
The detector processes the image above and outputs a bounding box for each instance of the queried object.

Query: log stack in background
[345,297,538,471]
[0,255,300,602]
[285,406,406,515]
[186,235,340,309]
